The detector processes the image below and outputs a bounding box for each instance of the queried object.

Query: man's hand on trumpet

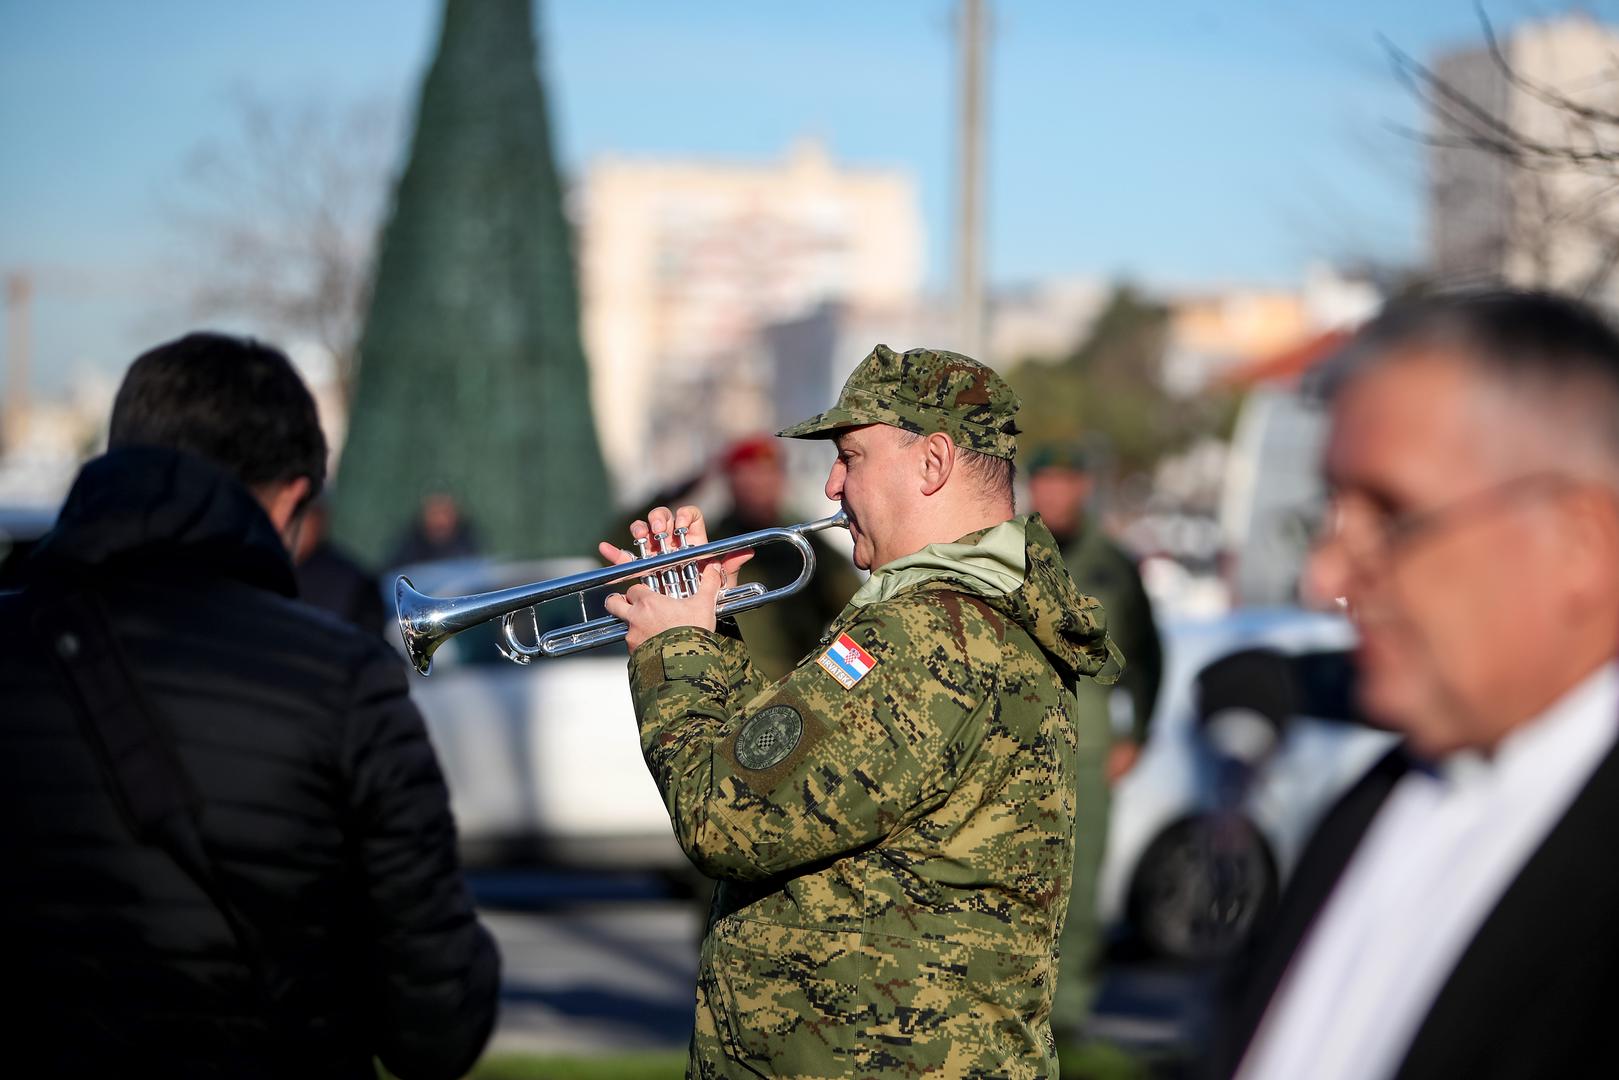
[599,505,754,651]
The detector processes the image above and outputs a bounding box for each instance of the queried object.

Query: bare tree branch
[1390,54,1619,169]
[162,88,401,403]
[1478,2,1619,129]
[1382,7,1619,302]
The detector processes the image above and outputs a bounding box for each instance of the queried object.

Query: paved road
[485,901,700,1055]
[475,871,1207,1061]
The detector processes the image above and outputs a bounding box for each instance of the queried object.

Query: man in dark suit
[1214,290,1619,1079]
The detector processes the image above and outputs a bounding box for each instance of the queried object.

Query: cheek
[856,464,892,506]
[1385,535,1527,695]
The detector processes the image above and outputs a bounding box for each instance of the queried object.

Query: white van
[1218,384,1330,607]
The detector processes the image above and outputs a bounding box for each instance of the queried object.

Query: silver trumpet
[395,510,849,675]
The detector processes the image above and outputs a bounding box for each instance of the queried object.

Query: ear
[1557,485,1619,612]
[255,476,314,552]
[919,432,955,496]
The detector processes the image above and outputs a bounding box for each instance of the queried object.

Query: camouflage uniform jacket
[628,514,1111,1078]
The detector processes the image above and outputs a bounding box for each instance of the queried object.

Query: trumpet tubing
[395,510,849,675]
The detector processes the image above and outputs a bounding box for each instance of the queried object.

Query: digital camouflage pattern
[628,515,1111,1078]
[777,344,1023,459]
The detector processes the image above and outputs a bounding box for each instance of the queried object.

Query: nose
[825,460,845,502]
[1303,531,1353,611]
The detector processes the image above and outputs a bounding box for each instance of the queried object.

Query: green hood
[850,513,1115,684]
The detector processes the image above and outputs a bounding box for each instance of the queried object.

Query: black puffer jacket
[0,448,500,1079]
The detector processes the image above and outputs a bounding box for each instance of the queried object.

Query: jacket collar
[29,446,298,597]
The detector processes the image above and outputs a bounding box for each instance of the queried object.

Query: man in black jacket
[0,333,499,1078]
[1213,291,1619,1079]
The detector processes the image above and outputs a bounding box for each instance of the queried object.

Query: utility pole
[4,271,31,455]
[955,0,987,360]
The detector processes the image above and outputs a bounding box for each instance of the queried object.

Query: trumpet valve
[633,534,657,592]
[651,531,677,596]
[674,526,702,596]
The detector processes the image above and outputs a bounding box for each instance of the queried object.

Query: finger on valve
[638,507,679,596]
[673,504,708,546]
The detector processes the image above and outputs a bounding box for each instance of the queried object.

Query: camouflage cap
[1025,440,1094,475]
[777,344,1022,459]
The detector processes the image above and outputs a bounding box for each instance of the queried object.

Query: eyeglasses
[1309,472,1583,569]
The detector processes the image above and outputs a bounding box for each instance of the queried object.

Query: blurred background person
[0,332,499,1078]
[1216,290,1619,1079]
[294,494,388,637]
[711,433,862,679]
[388,489,482,567]
[1028,440,1164,1042]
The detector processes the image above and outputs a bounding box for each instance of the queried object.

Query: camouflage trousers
[686,916,1061,1079]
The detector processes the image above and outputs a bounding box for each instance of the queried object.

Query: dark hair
[1335,288,1619,462]
[960,446,1016,503]
[896,429,1016,503]
[108,332,328,500]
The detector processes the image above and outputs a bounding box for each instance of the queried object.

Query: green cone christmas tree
[334,0,609,563]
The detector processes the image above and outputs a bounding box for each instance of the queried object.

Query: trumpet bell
[394,576,464,676]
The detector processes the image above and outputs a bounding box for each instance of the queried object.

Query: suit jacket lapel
[1395,731,1619,1078]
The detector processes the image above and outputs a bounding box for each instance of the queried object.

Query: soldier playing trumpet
[599,345,1117,1078]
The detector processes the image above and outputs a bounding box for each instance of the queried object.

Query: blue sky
[0,0,1608,391]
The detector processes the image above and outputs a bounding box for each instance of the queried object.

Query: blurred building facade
[1165,289,1312,397]
[1430,14,1619,308]
[577,139,924,502]
[0,369,114,507]
[759,300,932,518]
[1160,265,1378,396]
[985,276,1110,369]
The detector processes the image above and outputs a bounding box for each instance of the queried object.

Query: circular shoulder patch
[734,705,804,770]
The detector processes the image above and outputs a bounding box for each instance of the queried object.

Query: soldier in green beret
[1026,441,1164,1042]
[600,344,1117,1078]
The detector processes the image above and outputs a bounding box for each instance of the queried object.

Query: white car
[392,557,689,873]
[1100,607,1393,961]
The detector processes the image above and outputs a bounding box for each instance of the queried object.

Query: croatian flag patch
[817,633,877,689]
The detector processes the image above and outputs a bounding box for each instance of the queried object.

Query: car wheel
[1127,813,1277,963]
